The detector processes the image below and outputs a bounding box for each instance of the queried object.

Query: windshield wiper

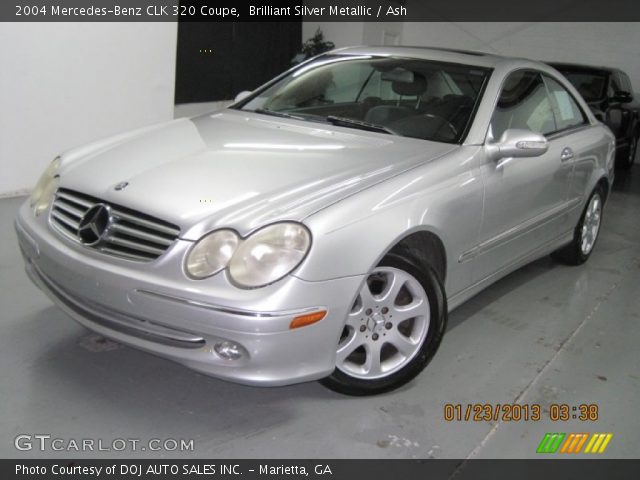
[325,116,397,135]
[253,108,306,121]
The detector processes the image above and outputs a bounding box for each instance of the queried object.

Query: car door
[543,76,609,232]
[616,72,636,143]
[605,72,625,142]
[473,70,575,282]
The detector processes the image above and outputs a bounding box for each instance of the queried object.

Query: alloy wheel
[629,136,637,166]
[580,193,602,255]
[336,267,430,380]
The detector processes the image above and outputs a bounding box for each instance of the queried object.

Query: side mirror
[487,129,549,161]
[611,90,633,103]
[233,90,252,103]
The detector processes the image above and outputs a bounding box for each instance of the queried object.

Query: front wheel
[320,253,447,396]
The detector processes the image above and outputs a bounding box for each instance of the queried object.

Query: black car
[549,63,639,169]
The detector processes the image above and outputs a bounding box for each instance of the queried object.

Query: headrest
[390,72,427,97]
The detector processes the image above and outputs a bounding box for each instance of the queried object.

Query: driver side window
[490,70,556,140]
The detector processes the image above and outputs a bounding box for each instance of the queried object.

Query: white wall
[402,22,640,92]
[302,21,365,49]
[302,21,404,48]
[0,22,177,196]
[304,21,640,92]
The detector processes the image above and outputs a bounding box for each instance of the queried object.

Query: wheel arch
[596,176,610,203]
[385,229,448,285]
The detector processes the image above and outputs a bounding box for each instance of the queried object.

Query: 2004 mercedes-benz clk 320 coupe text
[15,47,615,395]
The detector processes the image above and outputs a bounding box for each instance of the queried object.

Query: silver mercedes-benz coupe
[15,47,615,395]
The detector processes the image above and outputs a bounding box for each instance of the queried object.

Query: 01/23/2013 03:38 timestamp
[443,403,599,422]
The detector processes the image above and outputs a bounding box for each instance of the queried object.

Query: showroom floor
[1,169,638,459]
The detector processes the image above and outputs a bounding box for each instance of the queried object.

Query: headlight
[229,222,311,288]
[185,229,239,279]
[30,156,61,216]
[185,222,311,288]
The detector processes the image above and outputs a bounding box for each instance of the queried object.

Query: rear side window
[490,70,556,140]
[608,74,623,97]
[543,76,588,132]
[621,72,633,93]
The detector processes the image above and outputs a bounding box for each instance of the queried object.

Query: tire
[320,252,447,396]
[623,134,638,169]
[552,187,604,265]
[616,134,638,170]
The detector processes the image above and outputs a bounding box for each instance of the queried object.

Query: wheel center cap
[366,312,385,332]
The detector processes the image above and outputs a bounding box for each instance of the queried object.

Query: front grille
[49,188,181,262]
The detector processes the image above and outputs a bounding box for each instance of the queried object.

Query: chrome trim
[51,209,80,231]
[458,247,478,263]
[56,190,93,209]
[110,222,174,246]
[546,124,593,142]
[109,208,180,237]
[136,288,324,319]
[49,188,181,262]
[459,197,583,262]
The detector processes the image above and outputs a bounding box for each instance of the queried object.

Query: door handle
[560,147,574,162]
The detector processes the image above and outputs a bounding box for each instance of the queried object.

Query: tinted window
[609,74,623,97]
[559,71,607,101]
[543,76,587,132]
[490,71,556,140]
[620,72,633,93]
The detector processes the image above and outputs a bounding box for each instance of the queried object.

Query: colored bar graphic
[536,433,565,453]
[573,433,589,453]
[559,433,589,453]
[536,433,553,453]
[584,433,613,453]
[538,433,612,454]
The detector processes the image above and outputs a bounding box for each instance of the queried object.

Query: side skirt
[447,230,574,312]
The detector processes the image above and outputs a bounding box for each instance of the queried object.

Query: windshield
[558,71,608,102]
[236,55,490,144]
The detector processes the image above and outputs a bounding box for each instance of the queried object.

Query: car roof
[547,62,619,74]
[331,45,547,70]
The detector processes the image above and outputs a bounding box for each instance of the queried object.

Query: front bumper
[15,200,363,386]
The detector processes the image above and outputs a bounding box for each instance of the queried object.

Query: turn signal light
[289,310,327,329]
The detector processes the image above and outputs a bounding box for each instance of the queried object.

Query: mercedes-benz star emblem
[114,181,129,191]
[77,204,112,245]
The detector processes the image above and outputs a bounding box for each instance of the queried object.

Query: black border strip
[5,459,640,480]
[4,0,640,22]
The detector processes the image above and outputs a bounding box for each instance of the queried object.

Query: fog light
[214,341,243,360]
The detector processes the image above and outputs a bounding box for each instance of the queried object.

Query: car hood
[59,110,456,239]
